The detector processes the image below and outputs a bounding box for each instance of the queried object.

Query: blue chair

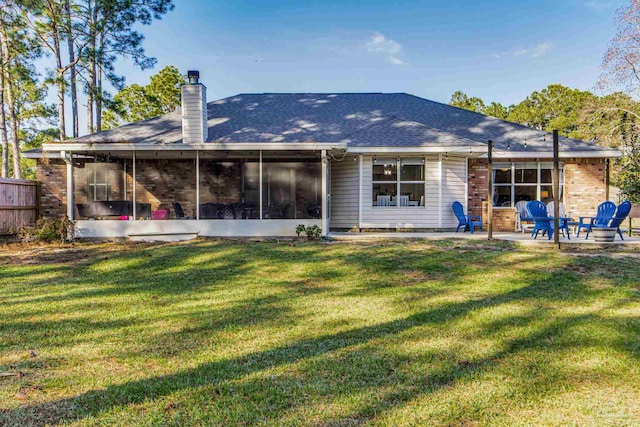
[452,201,482,233]
[586,200,632,240]
[576,201,616,238]
[526,201,554,240]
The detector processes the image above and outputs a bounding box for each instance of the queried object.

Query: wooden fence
[0,178,39,234]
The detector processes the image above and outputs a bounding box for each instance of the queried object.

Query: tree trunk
[64,0,78,138]
[0,76,8,179]
[48,0,66,141]
[86,0,97,134]
[0,24,20,179]
[96,32,104,132]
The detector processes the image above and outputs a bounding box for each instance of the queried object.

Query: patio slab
[328,231,640,248]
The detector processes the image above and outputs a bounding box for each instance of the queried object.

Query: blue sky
[55,0,629,133]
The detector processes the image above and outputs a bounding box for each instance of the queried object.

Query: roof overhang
[37,141,346,155]
[346,145,488,157]
[487,150,622,159]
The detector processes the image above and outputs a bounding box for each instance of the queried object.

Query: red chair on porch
[152,209,169,220]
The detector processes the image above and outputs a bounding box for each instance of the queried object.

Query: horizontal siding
[440,156,467,227]
[330,158,359,228]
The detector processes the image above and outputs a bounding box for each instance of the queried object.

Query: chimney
[181,70,207,144]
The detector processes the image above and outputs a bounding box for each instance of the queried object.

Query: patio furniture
[514,200,533,233]
[452,201,482,233]
[376,195,391,206]
[526,200,554,240]
[586,200,632,241]
[576,201,616,238]
[173,202,191,219]
[546,201,567,218]
[152,209,169,220]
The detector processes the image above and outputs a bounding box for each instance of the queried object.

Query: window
[493,162,564,207]
[373,158,425,207]
[87,162,110,201]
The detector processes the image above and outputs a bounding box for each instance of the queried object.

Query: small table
[549,216,573,239]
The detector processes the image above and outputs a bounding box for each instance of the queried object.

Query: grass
[0,239,639,426]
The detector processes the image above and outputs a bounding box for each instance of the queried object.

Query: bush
[16,217,74,244]
[295,224,322,240]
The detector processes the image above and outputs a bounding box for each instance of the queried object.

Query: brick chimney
[181,70,207,144]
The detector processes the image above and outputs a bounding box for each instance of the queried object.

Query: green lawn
[1,239,639,426]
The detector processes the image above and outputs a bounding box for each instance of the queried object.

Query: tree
[484,102,509,120]
[102,65,185,129]
[506,84,595,136]
[79,0,174,133]
[449,90,486,113]
[599,0,640,97]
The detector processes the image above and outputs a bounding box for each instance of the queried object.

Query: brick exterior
[481,202,518,232]
[36,159,67,218]
[468,158,608,232]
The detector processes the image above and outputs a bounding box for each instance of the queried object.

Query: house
[26,71,621,238]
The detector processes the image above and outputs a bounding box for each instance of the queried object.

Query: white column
[438,153,443,228]
[321,150,328,236]
[196,150,200,220]
[259,150,263,220]
[64,151,74,220]
[358,154,363,230]
[132,151,137,220]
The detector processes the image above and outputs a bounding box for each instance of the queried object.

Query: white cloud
[366,32,406,65]
[531,42,552,58]
[492,42,553,59]
[585,1,612,10]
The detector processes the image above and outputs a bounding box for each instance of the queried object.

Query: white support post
[321,150,328,236]
[438,153,443,228]
[132,151,137,220]
[358,154,363,231]
[63,151,74,220]
[464,156,469,212]
[259,150,263,220]
[196,150,200,220]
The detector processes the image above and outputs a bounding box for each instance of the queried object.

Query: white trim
[438,153,442,228]
[41,142,346,153]
[358,154,363,229]
[259,150,263,220]
[321,150,328,236]
[196,150,200,220]
[63,151,74,220]
[488,150,621,159]
[349,146,486,155]
[132,151,137,220]
[464,157,468,212]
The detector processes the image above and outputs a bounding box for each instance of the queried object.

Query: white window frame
[87,161,110,202]
[493,162,564,207]
[372,157,426,208]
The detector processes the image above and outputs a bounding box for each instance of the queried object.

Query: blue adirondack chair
[526,200,554,240]
[576,201,616,238]
[452,201,482,233]
[586,200,632,240]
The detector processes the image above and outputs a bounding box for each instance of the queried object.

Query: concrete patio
[328,231,640,248]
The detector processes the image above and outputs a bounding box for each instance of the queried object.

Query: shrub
[295,224,322,240]
[16,217,74,244]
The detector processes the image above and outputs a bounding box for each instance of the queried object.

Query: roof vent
[187,70,200,85]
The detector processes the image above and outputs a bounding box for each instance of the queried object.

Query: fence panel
[0,178,39,234]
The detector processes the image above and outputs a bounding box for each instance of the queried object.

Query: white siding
[330,158,359,229]
[181,84,207,144]
[361,155,441,228]
[440,156,467,228]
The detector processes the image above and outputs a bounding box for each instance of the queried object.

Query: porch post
[553,130,560,247]
[132,150,137,220]
[487,140,493,240]
[259,150,263,220]
[438,154,442,228]
[358,154,363,231]
[196,150,200,220]
[321,149,328,237]
[63,151,74,220]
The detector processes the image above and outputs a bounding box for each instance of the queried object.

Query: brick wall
[564,161,607,218]
[36,159,67,218]
[468,158,609,231]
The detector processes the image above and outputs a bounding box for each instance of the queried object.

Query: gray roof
[69,93,611,153]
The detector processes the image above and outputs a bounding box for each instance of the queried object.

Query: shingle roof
[69,92,610,153]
